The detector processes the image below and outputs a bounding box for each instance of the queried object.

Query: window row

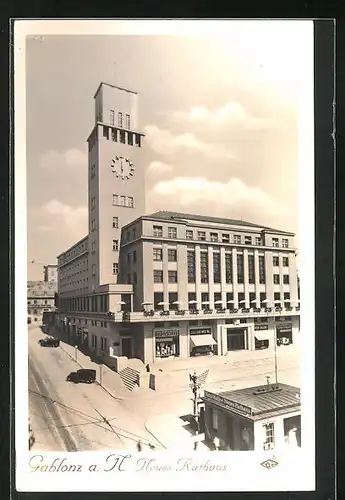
[273,256,289,267]
[126,250,137,265]
[153,248,177,262]
[102,126,141,147]
[112,194,134,208]
[109,110,131,130]
[59,294,109,313]
[273,274,290,285]
[153,270,178,283]
[91,335,108,352]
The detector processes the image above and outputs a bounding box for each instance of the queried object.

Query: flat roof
[93,82,138,98]
[204,383,300,418]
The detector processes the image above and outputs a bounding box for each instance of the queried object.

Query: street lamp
[189,370,201,449]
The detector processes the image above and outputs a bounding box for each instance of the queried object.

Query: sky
[24,21,313,280]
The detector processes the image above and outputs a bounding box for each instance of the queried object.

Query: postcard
[15,19,315,492]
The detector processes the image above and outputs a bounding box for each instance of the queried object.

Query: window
[213,253,221,283]
[197,231,206,241]
[103,126,109,139]
[273,274,280,285]
[237,254,244,284]
[222,233,230,243]
[112,216,119,228]
[273,256,279,266]
[127,273,131,284]
[211,407,219,431]
[120,130,126,143]
[118,112,123,127]
[125,113,130,129]
[91,197,96,210]
[168,271,178,283]
[133,250,137,263]
[169,292,178,310]
[120,196,126,206]
[132,228,136,239]
[128,132,133,146]
[284,292,290,305]
[282,238,289,248]
[282,256,289,267]
[109,109,115,125]
[127,197,134,208]
[113,263,119,275]
[91,219,96,231]
[225,253,232,283]
[186,230,193,240]
[92,335,97,348]
[111,129,117,142]
[135,134,141,147]
[91,165,96,179]
[255,236,262,246]
[101,337,108,352]
[168,249,177,261]
[248,254,255,284]
[263,423,275,450]
[187,251,196,283]
[113,194,118,206]
[200,252,209,283]
[92,264,96,276]
[210,233,218,242]
[133,272,137,284]
[259,256,266,284]
[126,253,131,265]
[234,235,241,244]
[112,239,119,251]
[244,236,252,245]
[274,292,281,302]
[153,225,163,237]
[153,270,163,283]
[283,275,290,284]
[168,227,177,239]
[272,238,279,248]
[153,248,163,261]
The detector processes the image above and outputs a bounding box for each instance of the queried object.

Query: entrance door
[121,337,132,358]
[227,328,246,351]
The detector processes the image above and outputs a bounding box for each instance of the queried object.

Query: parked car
[66,369,96,384]
[39,337,60,347]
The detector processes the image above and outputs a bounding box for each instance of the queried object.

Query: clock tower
[87,82,145,288]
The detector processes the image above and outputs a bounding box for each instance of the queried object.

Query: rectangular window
[91,197,96,210]
[248,254,255,284]
[120,130,126,143]
[197,231,206,241]
[112,216,119,228]
[274,292,281,302]
[234,235,241,244]
[112,194,118,206]
[263,423,275,450]
[128,132,133,145]
[135,134,141,147]
[103,126,109,139]
[133,272,137,284]
[259,256,266,284]
[273,256,279,266]
[187,251,196,283]
[92,335,97,348]
[127,196,134,208]
[168,270,178,283]
[244,236,252,245]
[91,165,96,179]
[118,112,123,127]
[282,238,289,248]
[200,251,209,283]
[272,238,279,248]
[273,274,280,285]
[125,113,130,129]
[282,256,289,267]
[153,225,163,237]
[127,273,131,284]
[213,253,221,283]
[225,253,232,283]
[112,263,118,275]
[111,129,117,142]
[126,253,131,265]
[153,248,163,261]
[120,195,126,206]
[109,109,115,125]
[255,236,262,245]
[133,250,137,263]
[186,230,193,240]
[91,219,95,231]
[237,254,244,284]
[112,239,119,251]
[168,249,177,261]
[283,275,290,284]
[153,270,163,283]
[210,232,218,242]
[168,227,177,239]
[222,233,230,243]
[101,337,108,352]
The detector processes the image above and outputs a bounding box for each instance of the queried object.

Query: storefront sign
[155,329,179,339]
[204,390,252,416]
[276,323,292,335]
[254,324,269,331]
[189,328,212,335]
[277,316,291,322]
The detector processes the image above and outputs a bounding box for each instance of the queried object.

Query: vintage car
[39,337,60,347]
[66,369,96,384]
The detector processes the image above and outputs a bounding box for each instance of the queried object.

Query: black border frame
[2,17,336,500]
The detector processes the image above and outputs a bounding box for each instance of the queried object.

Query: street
[28,326,161,451]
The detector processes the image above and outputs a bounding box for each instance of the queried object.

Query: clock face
[110,156,135,180]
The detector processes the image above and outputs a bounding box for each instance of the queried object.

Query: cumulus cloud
[39,148,87,170]
[144,125,235,159]
[42,199,88,233]
[171,102,272,130]
[147,161,174,174]
[151,176,283,215]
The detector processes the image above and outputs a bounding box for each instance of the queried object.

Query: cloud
[42,199,88,233]
[151,176,283,215]
[171,102,272,130]
[147,161,174,174]
[39,148,87,170]
[144,125,235,159]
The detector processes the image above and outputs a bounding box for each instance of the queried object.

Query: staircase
[119,366,140,391]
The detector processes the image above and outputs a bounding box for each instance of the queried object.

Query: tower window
[128,132,133,145]
[111,129,117,142]
[120,130,126,143]
[127,197,134,208]
[103,126,109,139]
[109,109,115,126]
[120,196,126,206]
[125,114,130,129]
[118,112,123,128]
[135,134,141,147]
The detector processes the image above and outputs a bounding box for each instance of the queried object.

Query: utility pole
[189,370,201,449]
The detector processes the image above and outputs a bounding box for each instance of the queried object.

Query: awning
[191,334,217,347]
[255,331,272,341]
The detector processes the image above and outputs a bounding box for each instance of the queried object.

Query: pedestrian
[146,363,150,372]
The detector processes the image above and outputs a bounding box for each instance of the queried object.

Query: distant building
[27,281,57,322]
[43,264,58,282]
[202,382,301,451]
